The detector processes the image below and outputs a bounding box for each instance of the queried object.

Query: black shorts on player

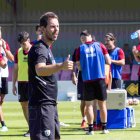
[0,78,8,94]
[18,82,29,102]
[83,79,107,101]
[112,78,121,89]
[77,71,84,100]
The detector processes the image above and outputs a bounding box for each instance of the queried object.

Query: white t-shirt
[1,47,9,77]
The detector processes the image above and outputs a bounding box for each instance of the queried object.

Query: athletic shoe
[60,122,70,127]
[81,120,87,128]
[86,131,94,135]
[0,126,8,132]
[24,130,30,137]
[101,129,109,134]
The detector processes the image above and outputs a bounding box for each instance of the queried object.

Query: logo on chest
[85,47,96,57]
[23,57,28,62]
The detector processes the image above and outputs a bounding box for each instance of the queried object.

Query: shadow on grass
[61,127,84,133]
[0,134,24,137]
[7,127,28,130]
[122,129,140,132]
[61,133,84,135]
[64,122,80,125]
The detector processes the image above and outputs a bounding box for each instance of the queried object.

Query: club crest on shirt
[44,129,51,137]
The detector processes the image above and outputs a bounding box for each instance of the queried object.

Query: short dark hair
[35,24,40,31]
[17,31,29,43]
[80,30,91,37]
[40,12,58,27]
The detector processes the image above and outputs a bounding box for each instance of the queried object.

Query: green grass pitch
[0,101,140,140]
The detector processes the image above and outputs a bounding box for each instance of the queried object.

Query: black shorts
[112,78,121,89]
[18,82,29,102]
[77,71,84,100]
[0,78,8,94]
[29,105,60,140]
[83,79,107,101]
[77,80,84,100]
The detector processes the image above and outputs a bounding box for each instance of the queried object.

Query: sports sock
[83,116,87,121]
[88,124,93,132]
[102,122,107,130]
[1,121,6,127]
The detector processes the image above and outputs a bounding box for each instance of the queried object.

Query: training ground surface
[0,101,140,140]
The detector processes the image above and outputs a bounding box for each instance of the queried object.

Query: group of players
[0,11,140,140]
[0,25,42,137]
[72,30,140,135]
[72,30,125,135]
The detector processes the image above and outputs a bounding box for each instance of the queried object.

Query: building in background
[0,0,140,58]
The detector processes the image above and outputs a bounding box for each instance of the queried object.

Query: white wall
[5,81,77,101]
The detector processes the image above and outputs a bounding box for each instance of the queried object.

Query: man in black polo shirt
[28,12,73,140]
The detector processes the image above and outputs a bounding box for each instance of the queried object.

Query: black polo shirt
[28,40,57,106]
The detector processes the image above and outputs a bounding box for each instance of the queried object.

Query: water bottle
[130,31,138,39]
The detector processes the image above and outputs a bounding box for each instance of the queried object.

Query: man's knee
[0,95,5,105]
[20,101,28,108]
[0,101,3,105]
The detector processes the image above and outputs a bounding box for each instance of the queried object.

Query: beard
[45,31,58,42]
[47,36,54,41]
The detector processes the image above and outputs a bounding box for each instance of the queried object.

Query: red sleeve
[14,50,18,64]
[75,47,80,61]
[136,44,140,51]
[100,43,108,55]
[118,49,125,60]
[0,53,3,61]
[5,42,10,51]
